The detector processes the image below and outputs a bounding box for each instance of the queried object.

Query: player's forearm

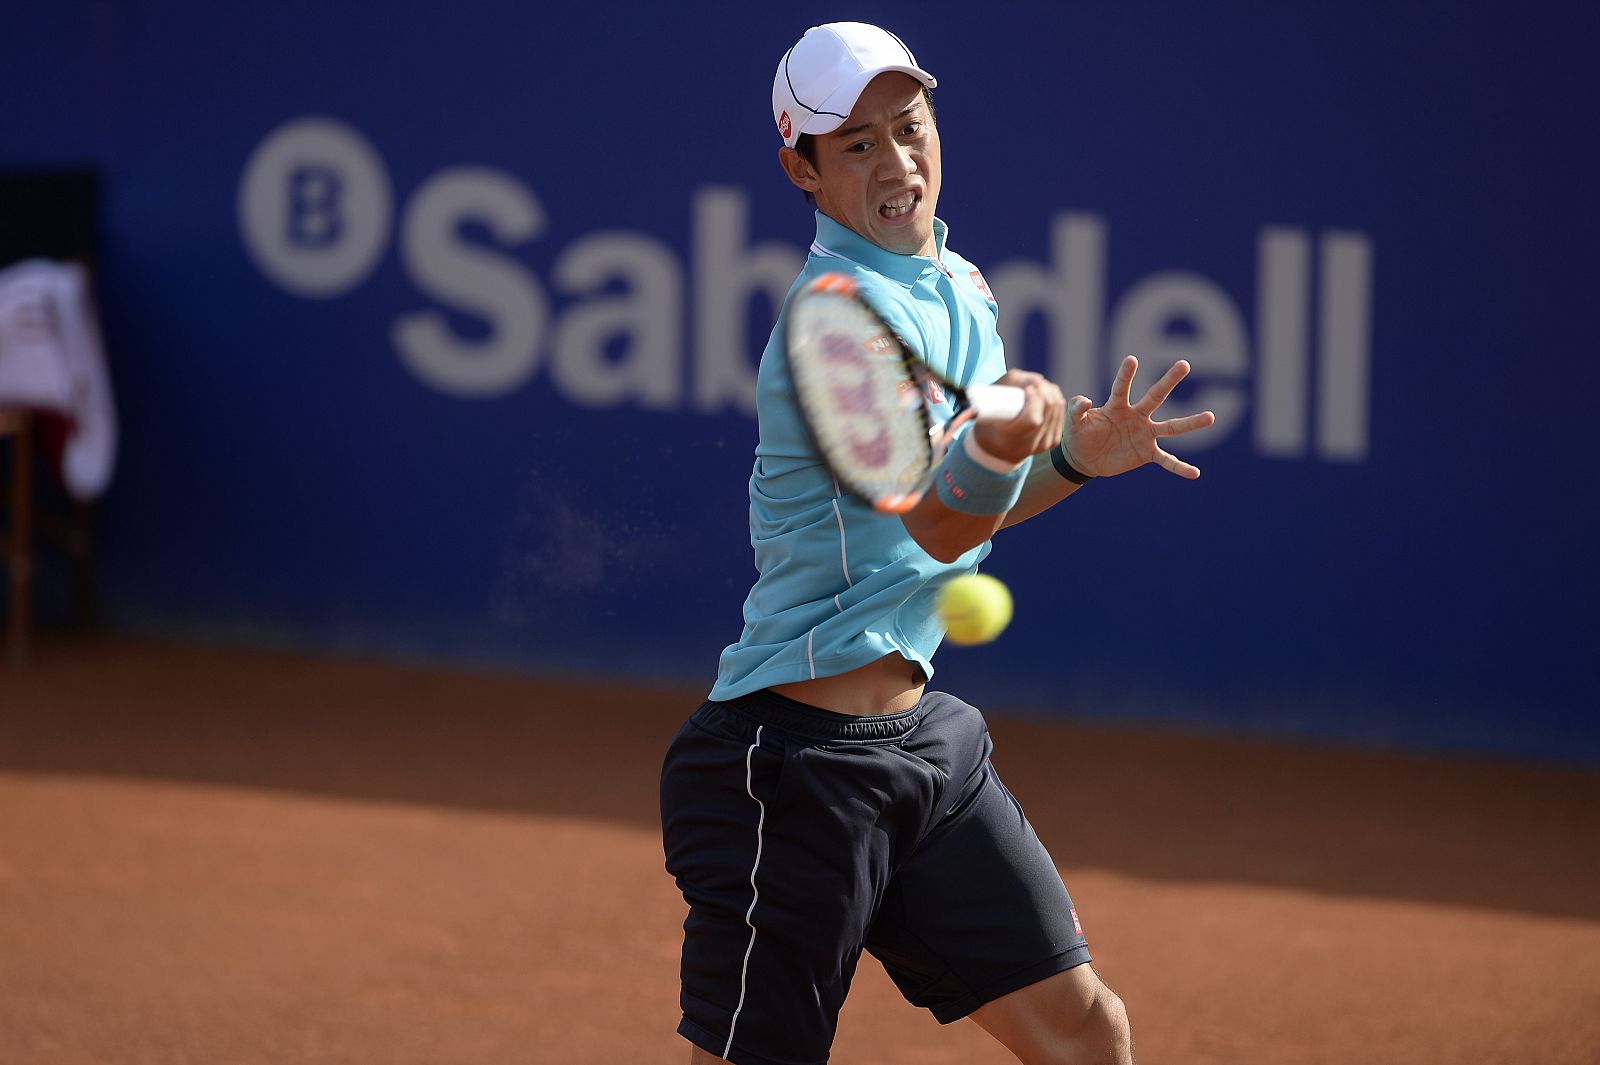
[901,429,1047,561]
[901,495,1007,564]
[906,446,1085,558]
[905,451,1077,559]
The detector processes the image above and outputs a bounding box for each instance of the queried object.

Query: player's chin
[871,220,933,256]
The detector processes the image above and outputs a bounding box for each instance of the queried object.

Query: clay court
[2,636,1596,1064]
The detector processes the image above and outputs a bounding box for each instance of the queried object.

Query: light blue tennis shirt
[710,211,1009,701]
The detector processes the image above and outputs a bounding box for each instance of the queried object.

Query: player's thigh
[968,964,1132,1065]
[865,705,1090,1023]
[662,700,937,1063]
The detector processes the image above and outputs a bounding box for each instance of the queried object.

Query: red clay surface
[2,637,1598,1064]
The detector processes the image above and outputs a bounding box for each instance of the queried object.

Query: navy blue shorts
[660,689,1091,1065]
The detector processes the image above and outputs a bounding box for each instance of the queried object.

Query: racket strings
[789,284,936,511]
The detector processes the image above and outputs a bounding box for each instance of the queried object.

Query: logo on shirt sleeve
[970,269,995,303]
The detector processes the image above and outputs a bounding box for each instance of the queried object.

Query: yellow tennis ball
[938,573,1013,646]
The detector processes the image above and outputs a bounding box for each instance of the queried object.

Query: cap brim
[797,65,938,138]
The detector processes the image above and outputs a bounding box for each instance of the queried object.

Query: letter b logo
[286,165,344,248]
[239,117,392,297]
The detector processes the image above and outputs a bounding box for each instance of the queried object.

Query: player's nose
[878,141,917,180]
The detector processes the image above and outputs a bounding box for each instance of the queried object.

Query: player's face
[788,73,942,257]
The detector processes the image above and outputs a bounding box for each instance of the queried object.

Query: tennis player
[660,22,1215,1065]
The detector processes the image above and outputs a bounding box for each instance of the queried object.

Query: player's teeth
[881,195,916,217]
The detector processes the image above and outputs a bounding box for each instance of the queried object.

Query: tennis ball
[938,573,1013,646]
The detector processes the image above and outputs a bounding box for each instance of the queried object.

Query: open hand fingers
[1152,445,1202,479]
[1108,354,1138,407]
[1151,410,1216,437]
[1134,359,1192,414]
[1066,361,1212,478]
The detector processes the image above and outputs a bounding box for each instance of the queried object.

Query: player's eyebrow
[830,102,924,141]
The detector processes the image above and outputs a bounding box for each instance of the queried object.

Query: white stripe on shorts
[724,724,767,1059]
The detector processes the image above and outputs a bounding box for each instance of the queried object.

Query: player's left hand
[1061,355,1216,479]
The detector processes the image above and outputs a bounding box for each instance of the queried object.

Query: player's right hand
[972,369,1065,466]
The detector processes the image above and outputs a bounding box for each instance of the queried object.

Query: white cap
[772,23,937,148]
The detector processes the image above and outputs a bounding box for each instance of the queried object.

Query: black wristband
[1050,444,1093,485]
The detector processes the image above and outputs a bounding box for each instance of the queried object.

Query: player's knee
[1067,978,1132,1065]
[1088,981,1132,1060]
[1037,974,1133,1065]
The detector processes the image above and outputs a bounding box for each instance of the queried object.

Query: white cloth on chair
[0,258,117,500]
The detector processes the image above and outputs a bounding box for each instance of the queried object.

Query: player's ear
[779,146,821,195]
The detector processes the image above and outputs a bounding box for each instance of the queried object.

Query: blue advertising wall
[3,2,1596,762]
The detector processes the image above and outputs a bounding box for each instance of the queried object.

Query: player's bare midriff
[770,653,926,716]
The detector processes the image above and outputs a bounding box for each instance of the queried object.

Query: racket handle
[966,384,1026,421]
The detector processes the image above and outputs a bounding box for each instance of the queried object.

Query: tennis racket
[786,272,1024,513]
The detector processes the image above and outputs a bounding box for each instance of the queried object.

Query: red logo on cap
[778,110,792,139]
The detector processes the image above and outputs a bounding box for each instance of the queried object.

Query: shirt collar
[810,211,951,287]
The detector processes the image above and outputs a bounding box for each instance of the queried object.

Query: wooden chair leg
[6,412,31,666]
[70,500,96,632]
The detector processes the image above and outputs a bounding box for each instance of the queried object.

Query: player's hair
[793,87,936,204]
